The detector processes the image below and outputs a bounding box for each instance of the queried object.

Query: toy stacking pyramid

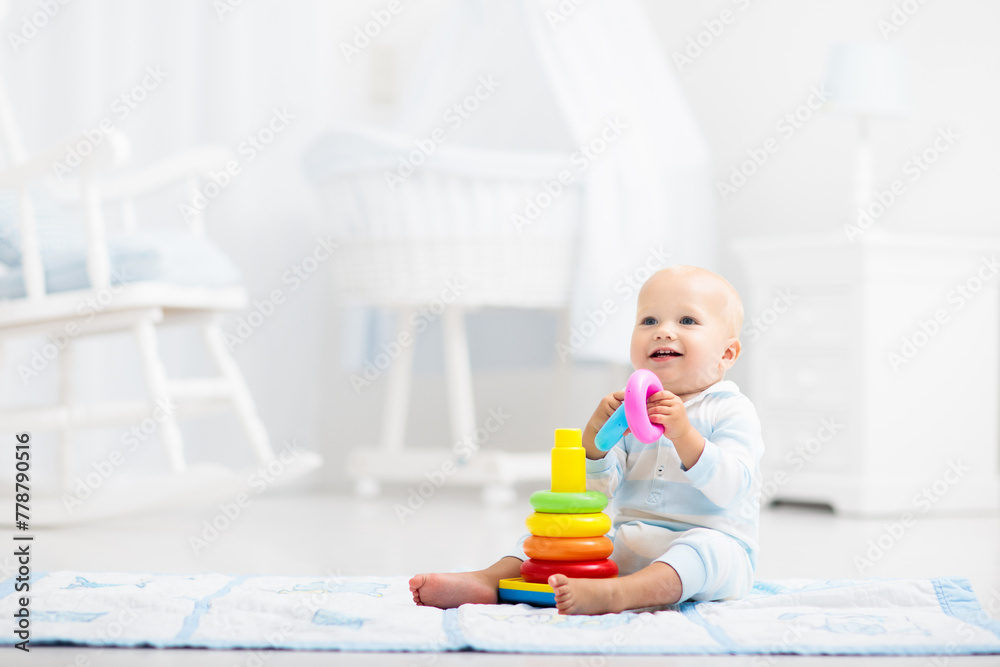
[498,429,618,606]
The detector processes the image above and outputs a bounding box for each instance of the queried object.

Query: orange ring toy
[523,535,614,561]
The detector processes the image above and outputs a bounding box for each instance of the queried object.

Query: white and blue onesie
[509,379,764,603]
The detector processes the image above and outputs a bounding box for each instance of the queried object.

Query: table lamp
[824,41,910,215]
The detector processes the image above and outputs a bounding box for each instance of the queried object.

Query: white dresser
[731,230,1000,516]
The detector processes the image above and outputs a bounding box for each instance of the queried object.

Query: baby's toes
[549,574,573,603]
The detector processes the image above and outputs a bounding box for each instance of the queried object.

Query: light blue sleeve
[586,440,627,499]
[681,396,764,508]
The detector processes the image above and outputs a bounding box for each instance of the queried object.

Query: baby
[410,265,764,614]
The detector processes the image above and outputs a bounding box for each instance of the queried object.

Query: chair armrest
[0,128,133,189]
[97,145,235,201]
[45,145,235,204]
[0,133,86,188]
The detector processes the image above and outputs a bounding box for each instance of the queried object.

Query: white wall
[326,0,1000,490]
[2,0,996,494]
[642,0,1000,239]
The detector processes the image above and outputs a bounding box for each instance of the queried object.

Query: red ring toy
[520,558,619,583]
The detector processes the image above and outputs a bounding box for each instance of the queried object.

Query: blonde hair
[641,265,744,339]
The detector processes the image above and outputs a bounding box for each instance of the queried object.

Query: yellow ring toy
[529,490,607,514]
[525,511,611,538]
[523,535,615,561]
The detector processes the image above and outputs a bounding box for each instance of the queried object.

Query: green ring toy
[529,490,608,514]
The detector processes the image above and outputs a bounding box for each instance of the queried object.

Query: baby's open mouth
[650,349,681,358]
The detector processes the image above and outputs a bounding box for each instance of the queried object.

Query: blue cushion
[0,227,243,300]
[0,190,86,266]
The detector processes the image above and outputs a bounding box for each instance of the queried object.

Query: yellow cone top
[555,428,581,449]
[550,428,585,493]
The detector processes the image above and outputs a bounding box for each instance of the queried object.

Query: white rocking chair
[0,64,320,525]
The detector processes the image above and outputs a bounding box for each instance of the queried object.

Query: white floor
[4,489,1000,666]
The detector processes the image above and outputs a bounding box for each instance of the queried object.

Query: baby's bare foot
[409,572,498,609]
[549,574,622,615]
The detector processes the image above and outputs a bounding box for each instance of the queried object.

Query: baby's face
[630,270,741,401]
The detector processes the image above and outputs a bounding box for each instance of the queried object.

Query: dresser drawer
[733,233,1000,515]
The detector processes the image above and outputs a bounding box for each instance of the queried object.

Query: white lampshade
[825,41,910,117]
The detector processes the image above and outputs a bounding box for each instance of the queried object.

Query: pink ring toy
[623,369,665,444]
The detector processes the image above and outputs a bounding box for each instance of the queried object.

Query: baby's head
[630,265,743,401]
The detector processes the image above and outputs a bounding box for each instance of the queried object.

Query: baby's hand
[583,390,626,454]
[587,390,625,432]
[646,391,695,442]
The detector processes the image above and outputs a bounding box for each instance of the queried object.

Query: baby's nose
[655,325,676,339]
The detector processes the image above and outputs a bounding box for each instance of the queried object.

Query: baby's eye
[642,316,657,326]
[680,316,697,325]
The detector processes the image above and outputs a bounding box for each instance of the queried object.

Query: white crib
[303,125,583,502]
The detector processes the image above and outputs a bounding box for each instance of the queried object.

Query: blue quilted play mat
[2,572,999,655]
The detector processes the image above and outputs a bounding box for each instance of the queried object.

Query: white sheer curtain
[3,0,342,217]
[1,0,345,469]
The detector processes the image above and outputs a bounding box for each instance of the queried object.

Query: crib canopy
[395,0,716,362]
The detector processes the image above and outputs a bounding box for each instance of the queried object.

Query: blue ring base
[498,577,556,607]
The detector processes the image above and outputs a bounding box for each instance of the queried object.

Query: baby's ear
[721,337,742,368]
